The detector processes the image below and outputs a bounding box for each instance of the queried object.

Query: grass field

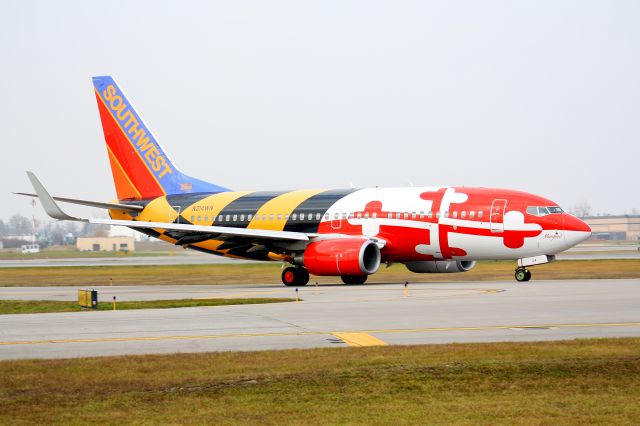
[0,298,294,315]
[0,259,638,287]
[1,338,638,424]
[0,249,173,259]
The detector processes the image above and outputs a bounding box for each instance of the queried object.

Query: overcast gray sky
[1,0,638,221]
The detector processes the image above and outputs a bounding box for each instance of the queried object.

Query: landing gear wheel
[281,267,309,286]
[515,268,531,282]
[341,275,368,285]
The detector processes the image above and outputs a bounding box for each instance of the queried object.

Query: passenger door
[490,199,507,233]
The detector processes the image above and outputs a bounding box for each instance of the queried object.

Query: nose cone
[564,215,592,245]
[565,215,591,233]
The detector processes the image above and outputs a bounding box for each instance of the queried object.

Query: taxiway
[0,279,639,360]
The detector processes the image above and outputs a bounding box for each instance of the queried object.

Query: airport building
[76,236,135,252]
[583,215,640,241]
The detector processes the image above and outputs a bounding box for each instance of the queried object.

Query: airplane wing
[24,171,310,243]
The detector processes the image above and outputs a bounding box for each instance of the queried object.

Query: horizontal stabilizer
[14,192,144,212]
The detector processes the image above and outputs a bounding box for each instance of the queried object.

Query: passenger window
[364,212,369,219]
[388,212,393,219]
[316,213,321,220]
[198,215,202,222]
[357,212,362,219]
[285,214,289,220]
[444,211,448,218]
[240,214,245,221]
[372,212,377,219]
[478,211,483,218]
[218,215,222,222]
[396,212,401,219]
[470,211,475,218]
[419,211,424,219]
[452,212,457,219]
[277,214,282,220]
[262,214,267,221]
[248,214,253,221]
[427,211,432,218]
[191,215,195,222]
[404,212,409,219]
[348,213,354,219]
[436,212,440,219]
[205,215,209,222]
[411,212,417,219]
[232,215,237,221]
[270,214,274,221]
[461,211,466,219]
[292,213,297,220]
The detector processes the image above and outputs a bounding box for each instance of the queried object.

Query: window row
[189,210,487,224]
[331,210,484,220]
[190,212,323,223]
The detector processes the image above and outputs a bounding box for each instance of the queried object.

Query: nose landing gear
[515,268,532,282]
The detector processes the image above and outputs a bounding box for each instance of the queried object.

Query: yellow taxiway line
[1,322,639,347]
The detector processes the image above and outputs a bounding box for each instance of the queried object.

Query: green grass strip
[0,298,295,315]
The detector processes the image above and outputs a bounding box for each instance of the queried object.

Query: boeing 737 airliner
[18,76,592,285]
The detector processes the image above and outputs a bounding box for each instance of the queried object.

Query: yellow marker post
[295,288,299,303]
[403,281,409,297]
[109,278,113,286]
[112,296,116,311]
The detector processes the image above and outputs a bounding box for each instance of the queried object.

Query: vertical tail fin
[92,76,229,200]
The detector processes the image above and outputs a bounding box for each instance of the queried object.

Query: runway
[1,279,639,360]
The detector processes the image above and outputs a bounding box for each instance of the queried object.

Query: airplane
[17,76,592,286]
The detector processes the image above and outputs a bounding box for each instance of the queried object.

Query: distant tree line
[0,214,110,248]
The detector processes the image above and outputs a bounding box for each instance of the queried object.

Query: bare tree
[7,214,33,236]
[569,201,592,218]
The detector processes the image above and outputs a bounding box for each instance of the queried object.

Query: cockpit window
[526,206,564,216]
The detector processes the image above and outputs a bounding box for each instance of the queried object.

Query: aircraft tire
[515,268,528,282]
[282,267,309,286]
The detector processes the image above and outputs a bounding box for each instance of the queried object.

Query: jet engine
[294,238,381,276]
[404,260,476,273]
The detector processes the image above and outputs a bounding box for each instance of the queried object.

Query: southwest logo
[102,85,173,179]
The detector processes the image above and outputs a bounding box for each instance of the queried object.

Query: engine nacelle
[405,260,476,273]
[295,238,381,276]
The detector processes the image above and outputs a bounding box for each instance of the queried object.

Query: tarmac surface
[1,279,639,360]
[1,248,638,268]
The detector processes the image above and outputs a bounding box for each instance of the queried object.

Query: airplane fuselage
[110,186,591,264]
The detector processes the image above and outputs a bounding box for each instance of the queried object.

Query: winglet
[26,172,86,221]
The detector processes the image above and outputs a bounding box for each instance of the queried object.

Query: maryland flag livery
[20,76,592,285]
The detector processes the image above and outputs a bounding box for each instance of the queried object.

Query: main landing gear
[514,268,532,282]
[281,267,310,286]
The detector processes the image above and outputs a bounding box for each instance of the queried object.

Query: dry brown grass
[0,259,638,287]
[1,338,639,424]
